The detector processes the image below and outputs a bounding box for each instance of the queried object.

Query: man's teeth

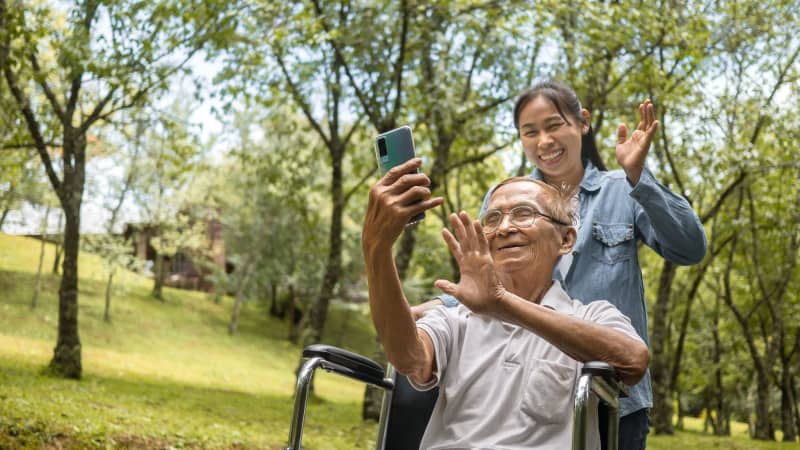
[540,150,563,161]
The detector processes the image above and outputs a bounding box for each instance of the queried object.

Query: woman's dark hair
[512,80,607,171]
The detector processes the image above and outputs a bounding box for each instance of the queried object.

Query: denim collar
[530,160,603,193]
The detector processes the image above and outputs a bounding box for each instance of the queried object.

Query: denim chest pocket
[591,222,635,264]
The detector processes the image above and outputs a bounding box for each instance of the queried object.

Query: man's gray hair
[489,177,577,226]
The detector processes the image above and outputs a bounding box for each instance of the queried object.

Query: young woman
[421,80,707,450]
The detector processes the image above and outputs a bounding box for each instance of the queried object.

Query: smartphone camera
[377,137,387,157]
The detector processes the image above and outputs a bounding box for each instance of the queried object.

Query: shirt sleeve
[630,166,707,265]
[410,306,457,391]
[580,300,645,344]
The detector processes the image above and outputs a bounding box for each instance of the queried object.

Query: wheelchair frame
[285,344,627,450]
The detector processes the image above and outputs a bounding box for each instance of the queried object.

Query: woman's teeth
[540,149,564,161]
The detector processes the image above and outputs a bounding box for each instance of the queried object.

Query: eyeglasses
[481,205,568,234]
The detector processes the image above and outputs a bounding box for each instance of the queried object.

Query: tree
[128,101,207,301]
[0,0,237,378]
[201,103,327,336]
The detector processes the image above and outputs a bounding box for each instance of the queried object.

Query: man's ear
[559,227,577,256]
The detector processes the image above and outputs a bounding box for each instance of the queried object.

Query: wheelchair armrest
[303,344,391,389]
[581,361,629,398]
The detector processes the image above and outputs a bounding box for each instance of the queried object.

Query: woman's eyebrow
[520,115,564,128]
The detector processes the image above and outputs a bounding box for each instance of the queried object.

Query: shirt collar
[539,280,575,314]
[530,160,602,193]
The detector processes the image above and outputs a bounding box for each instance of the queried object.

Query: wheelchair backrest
[383,374,438,450]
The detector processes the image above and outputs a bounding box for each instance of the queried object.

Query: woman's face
[517,96,587,183]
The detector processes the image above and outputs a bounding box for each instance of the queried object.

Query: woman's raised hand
[615,99,659,185]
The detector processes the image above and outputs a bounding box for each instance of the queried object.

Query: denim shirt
[437,161,707,417]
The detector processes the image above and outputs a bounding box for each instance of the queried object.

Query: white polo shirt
[412,280,642,450]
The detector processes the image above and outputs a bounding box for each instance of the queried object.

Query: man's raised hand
[362,158,443,250]
[434,211,506,315]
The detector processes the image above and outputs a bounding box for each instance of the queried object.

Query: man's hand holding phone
[362,158,444,252]
[375,126,426,225]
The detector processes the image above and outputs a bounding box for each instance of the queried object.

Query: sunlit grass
[648,416,793,450]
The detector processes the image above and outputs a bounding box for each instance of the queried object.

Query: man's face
[484,181,567,273]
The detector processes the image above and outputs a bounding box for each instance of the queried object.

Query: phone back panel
[376,126,415,176]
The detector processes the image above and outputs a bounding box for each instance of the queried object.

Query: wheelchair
[285,344,628,450]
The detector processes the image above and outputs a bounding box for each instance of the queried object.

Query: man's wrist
[361,238,393,259]
[494,290,520,322]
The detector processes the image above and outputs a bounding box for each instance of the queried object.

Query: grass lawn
[0,233,797,449]
[0,233,377,449]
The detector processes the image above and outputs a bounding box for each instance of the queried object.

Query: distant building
[124,214,232,293]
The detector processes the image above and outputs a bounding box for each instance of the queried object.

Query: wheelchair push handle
[286,345,395,450]
[572,361,628,450]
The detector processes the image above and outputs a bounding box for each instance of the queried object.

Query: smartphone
[375,126,424,225]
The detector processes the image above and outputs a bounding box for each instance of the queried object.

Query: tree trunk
[753,368,775,440]
[270,279,285,318]
[0,206,9,230]
[228,263,252,335]
[780,362,797,441]
[712,295,730,436]
[153,253,164,301]
[301,154,343,350]
[50,182,83,379]
[32,207,50,309]
[792,376,800,439]
[363,335,388,421]
[394,225,417,281]
[52,212,63,274]
[294,146,340,396]
[288,284,302,344]
[104,270,114,322]
[651,260,677,434]
[0,180,15,230]
[228,292,244,335]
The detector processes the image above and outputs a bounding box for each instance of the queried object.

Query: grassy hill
[0,233,378,449]
[0,233,795,449]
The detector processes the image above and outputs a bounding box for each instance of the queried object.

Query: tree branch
[28,52,67,123]
[3,66,62,191]
[272,46,332,149]
[343,166,377,205]
[310,0,381,128]
[388,0,409,127]
[445,138,514,172]
[1,141,62,150]
[79,87,118,132]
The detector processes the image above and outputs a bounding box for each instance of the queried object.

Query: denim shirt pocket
[591,222,635,264]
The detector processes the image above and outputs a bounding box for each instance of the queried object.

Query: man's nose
[495,214,517,234]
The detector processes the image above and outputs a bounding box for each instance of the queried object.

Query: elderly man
[362,158,649,450]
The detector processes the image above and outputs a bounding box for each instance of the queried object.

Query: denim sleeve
[629,167,707,265]
[436,294,461,308]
